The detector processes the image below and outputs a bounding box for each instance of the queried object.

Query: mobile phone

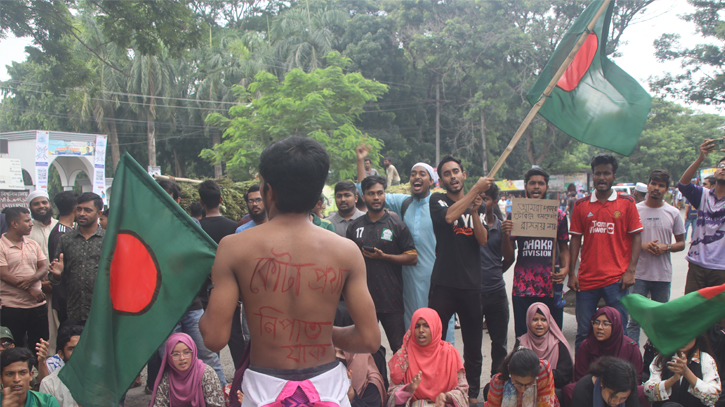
[707,138,725,151]
[363,246,375,252]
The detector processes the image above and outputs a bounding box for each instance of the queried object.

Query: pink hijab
[517,302,571,369]
[149,333,207,407]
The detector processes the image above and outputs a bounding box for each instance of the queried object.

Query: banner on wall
[94,135,108,204]
[35,131,50,191]
[49,140,95,156]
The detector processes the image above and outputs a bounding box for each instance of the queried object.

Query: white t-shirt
[635,201,685,282]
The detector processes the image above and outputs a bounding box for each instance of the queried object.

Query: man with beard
[508,168,570,337]
[429,156,492,403]
[355,144,456,341]
[677,138,725,293]
[236,184,268,233]
[625,169,685,344]
[346,175,417,353]
[48,193,105,325]
[327,181,365,236]
[0,207,48,352]
[26,192,58,349]
[568,154,642,350]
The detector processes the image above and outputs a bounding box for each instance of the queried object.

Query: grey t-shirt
[326,209,365,236]
[480,216,505,295]
[635,201,685,282]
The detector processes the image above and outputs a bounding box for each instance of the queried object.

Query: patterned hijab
[388,308,464,401]
[149,333,207,407]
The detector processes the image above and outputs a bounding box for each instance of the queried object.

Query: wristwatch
[666,244,671,252]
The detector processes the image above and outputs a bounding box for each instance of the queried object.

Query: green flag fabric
[622,283,725,356]
[526,0,652,156]
[59,153,218,406]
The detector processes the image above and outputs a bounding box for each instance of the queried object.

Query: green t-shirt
[0,390,59,407]
[312,213,336,233]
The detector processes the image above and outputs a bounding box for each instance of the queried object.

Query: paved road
[125,223,692,405]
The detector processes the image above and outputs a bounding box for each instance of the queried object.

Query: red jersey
[570,191,643,291]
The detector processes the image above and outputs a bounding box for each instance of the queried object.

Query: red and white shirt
[570,191,643,291]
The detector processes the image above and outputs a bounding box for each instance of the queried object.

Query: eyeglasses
[716,163,725,169]
[512,379,536,390]
[247,198,263,205]
[0,340,13,347]
[592,320,612,327]
[170,350,193,360]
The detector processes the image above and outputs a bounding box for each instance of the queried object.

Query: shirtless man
[200,137,380,407]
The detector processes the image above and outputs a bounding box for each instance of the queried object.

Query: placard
[0,190,29,211]
[35,131,49,191]
[94,135,107,204]
[511,198,559,238]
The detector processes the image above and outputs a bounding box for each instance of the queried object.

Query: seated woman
[387,308,468,407]
[485,347,559,407]
[571,356,639,407]
[516,302,573,389]
[644,335,722,407]
[150,333,225,407]
[337,348,387,407]
[575,307,643,383]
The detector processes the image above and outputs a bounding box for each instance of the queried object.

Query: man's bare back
[200,213,380,369]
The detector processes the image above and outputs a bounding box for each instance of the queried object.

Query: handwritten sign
[511,198,559,238]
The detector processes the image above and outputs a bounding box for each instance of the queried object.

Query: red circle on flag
[110,231,160,315]
[556,33,598,92]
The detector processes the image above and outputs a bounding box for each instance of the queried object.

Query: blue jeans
[684,218,696,240]
[160,309,227,386]
[575,281,629,351]
[626,280,671,343]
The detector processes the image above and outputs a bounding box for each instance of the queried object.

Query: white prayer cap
[411,162,439,184]
[27,189,49,204]
[635,182,648,193]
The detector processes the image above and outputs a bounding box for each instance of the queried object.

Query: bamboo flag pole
[153,174,203,185]
[487,0,612,178]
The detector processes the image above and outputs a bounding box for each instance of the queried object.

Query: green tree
[204,52,387,181]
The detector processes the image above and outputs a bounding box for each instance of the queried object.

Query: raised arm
[333,242,381,353]
[199,237,241,352]
[680,139,723,185]
[356,144,369,183]
[471,196,488,246]
[444,177,493,224]
[501,220,515,272]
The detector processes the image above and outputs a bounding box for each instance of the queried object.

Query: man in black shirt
[47,191,77,325]
[347,176,417,353]
[429,156,493,402]
[197,180,245,368]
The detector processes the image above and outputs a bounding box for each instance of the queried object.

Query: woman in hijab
[517,303,573,389]
[571,357,640,407]
[150,333,225,407]
[340,350,387,407]
[387,308,468,407]
[574,307,643,383]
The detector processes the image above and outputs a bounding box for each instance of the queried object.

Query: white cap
[27,190,49,204]
[635,182,648,193]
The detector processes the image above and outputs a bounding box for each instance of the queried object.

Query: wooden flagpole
[487,0,612,178]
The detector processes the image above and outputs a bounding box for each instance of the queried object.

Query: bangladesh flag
[59,153,218,406]
[622,284,725,356]
[526,0,652,156]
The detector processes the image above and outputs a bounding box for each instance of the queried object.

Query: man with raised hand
[677,138,725,293]
[200,137,380,407]
[428,155,492,403]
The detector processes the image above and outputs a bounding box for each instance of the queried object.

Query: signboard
[496,179,525,191]
[564,173,588,192]
[0,190,29,211]
[549,174,565,191]
[48,140,95,156]
[94,135,108,204]
[35,131,49,191]
[511,198,559,238]
[148,166,161,177]
[0,159,25,190]
[700,168,716,181]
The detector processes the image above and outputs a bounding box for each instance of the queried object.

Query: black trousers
[481,287,509,378]
[1,304,49,351]
[429,284,483,399]
[229,303,246,369]
[377,312,405,354]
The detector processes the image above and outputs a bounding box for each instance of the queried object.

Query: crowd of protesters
[0,136,724,407]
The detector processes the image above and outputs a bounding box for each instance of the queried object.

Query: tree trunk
[481,110,487,174]
[173,149,183,177]
[435,80,441,164]
[212,130,222,178]
[107,111,121,171]
[146,62,157,167]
